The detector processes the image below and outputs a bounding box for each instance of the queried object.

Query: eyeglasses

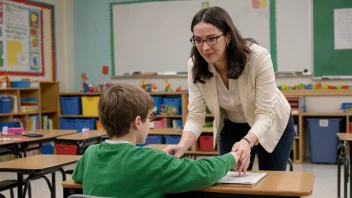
[190,34,225,47]
[147,116,154,122]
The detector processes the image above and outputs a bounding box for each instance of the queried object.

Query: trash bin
[307,118,342,164]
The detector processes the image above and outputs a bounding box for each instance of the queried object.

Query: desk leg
[76,141,87,155]
[51,173,56,198]
[17,173,23,198]
[349,142,352,198]
[345,154,349,198]
[338,147,342,198]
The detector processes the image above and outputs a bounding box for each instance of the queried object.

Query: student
[72,84,239,198]
[164,6,295,173]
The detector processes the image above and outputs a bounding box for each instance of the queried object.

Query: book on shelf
[28,115,39,130]
[42,115,53,129]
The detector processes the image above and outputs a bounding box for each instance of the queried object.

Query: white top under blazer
[183,43,291,153]
[213,66,247,123]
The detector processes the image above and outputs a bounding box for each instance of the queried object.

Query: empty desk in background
[0,154,81,198]
[145,144,167,150]
[145,144,201,159]
[61,171,314,198]
[55,130,107,155]
[0,130,77,157]
[337,133,352,198]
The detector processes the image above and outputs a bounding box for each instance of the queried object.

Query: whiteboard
[276,0,312,73]
[111,0,312,75]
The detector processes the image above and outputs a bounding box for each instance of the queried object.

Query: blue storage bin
[41,144,54,154]
[163,98,182,115]
[137,135,164,146]
[164,135,181,145]
[60,96,81,115]
[11,81,30,88]
[307,118,342,164]
[152,96,163,114]
[75,118,96,132]
[0,121,21,130]
[0,96,13,113]
[60,118,76,130]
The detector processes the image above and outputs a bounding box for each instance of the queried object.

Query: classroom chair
[0,179,32,198]
[68,195,113,198]
[337,140,349,198]
[288,158,293,171]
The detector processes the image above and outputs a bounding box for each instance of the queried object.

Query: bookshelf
[0,82,60,131]
[59,89,352,163]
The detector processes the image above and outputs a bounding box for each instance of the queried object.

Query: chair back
[68,195,112,198]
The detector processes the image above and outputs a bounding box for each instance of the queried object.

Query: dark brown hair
[190,6,254,84]
[98,84,154,138]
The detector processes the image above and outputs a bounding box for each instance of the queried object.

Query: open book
[217,171,268,187]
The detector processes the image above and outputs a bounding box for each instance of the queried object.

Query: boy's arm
[160,153,237,193]
[72,154,86,184]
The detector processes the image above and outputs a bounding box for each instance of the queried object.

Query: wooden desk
[337,133,352,198]
[0,130,76,145]
[56,130,107,155]
[337,133,352,142]
[0,130,77,157]
[61,171,314,198]
[0,154,80,198]
[56,130,106,141]
[181,171,314,198]
[145,144,211,159]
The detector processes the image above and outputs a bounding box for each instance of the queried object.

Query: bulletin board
[0,0,56,81]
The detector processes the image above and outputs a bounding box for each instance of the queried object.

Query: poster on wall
[0,0,56,81]
[0,0,41,71]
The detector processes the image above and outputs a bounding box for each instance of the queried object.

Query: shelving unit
[281,89,352,163]
[0,82,60,131]
[59,91,217,154]
[59,89,352,163]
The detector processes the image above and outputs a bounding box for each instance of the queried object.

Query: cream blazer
[183,43,291,153]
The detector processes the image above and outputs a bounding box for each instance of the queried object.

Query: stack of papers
[217,172,267,187]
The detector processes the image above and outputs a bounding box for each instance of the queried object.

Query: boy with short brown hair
[72,84,239,198]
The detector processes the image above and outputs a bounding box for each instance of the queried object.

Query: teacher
[164,6,295,174]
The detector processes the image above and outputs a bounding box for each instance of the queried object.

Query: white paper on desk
[217,172,267,184]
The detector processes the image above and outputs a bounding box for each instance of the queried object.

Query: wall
[73,0,130,92]
[31,0,74,92]
[73,0,352,111]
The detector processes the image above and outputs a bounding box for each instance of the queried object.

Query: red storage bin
[349,122,352,133]
[55,143,78,155]
[199,135,214,151]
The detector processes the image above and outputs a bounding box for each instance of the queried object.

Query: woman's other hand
[163,144,187,159]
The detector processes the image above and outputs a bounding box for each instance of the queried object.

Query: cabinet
[0,82,60,131]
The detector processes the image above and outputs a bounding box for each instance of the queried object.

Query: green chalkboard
[313,0,352,78]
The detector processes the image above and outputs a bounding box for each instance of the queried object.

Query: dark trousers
[219,113,295,171]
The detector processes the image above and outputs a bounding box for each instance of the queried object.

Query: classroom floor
[0,158,344,198]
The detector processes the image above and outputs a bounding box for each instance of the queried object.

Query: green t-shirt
[72,142,236,198]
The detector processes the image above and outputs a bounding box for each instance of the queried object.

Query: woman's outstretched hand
[232,140,251,175]
[163,144,187,159]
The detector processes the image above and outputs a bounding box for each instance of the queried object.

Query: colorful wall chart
[0,0,56,81]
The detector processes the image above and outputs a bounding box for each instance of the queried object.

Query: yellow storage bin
[81,96,99,116]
